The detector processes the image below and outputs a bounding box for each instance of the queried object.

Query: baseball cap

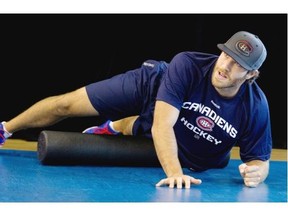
[217,31,267,70]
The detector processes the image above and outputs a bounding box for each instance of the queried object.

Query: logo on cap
[235,40,253,57]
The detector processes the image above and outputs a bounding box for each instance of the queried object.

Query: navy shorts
[85,60,168,138]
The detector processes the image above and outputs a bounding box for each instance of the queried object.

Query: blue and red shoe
[0,121,13,147]
[82,120,120,135]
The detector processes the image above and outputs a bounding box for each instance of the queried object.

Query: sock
[1,121,13,138]
[108,121,120,134]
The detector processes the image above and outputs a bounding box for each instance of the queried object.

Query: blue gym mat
[0,149,287,202]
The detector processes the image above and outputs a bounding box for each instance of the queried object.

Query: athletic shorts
[85,59,168,138]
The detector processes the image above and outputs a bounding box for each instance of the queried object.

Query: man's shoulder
[172,51,218,66]
[242,82,270,113]
[175,51,217,58]
[250,82,268,101]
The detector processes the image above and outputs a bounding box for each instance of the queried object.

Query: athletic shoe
[82,120,120,135]
[0,121,13,147]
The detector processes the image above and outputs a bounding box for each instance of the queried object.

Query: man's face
[211,52,251,97]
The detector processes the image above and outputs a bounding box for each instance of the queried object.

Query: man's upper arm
[153,100,180,128]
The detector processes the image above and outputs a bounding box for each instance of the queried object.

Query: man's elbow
[151,123,160,137]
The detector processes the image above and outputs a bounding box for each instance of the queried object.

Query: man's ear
[246,70,260,79]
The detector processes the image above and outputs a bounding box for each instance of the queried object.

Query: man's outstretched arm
[151,100,202,189]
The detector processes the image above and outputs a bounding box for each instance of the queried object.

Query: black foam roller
[37,130,161,167]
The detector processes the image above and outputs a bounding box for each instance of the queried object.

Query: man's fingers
[245,165,259,173]
[239,163,247,176]
[169,179,175,188]
[192,178,202,185]
[177,177,183,188]
[155,179,166,187]
[238,163,261,187]
[155,176,202,188]
[244,179,260,188]
[184,178,191,188]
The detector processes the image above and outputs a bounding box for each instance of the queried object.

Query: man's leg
[1,87,98,145]
[83,116,138,136]
[113,116,138,135]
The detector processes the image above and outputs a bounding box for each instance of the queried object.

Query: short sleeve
[156,52,199,110]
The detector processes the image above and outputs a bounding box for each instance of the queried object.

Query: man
[0,31,272,189]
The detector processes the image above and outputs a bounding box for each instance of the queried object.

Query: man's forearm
[152,124,183,177]
[152,101,183,177]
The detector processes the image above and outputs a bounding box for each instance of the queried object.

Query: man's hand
[156,174,202,189]
[239,163,262,188]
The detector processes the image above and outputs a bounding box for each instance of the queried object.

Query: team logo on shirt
[182,101,238,139]
[196,116,214,131]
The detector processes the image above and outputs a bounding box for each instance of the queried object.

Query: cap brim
[217,44,252,70]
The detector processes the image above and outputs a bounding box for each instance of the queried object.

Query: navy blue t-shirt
[156,51,272,170]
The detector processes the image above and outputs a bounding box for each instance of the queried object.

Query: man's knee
[53,93,73,116]
[56,87,99,116]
